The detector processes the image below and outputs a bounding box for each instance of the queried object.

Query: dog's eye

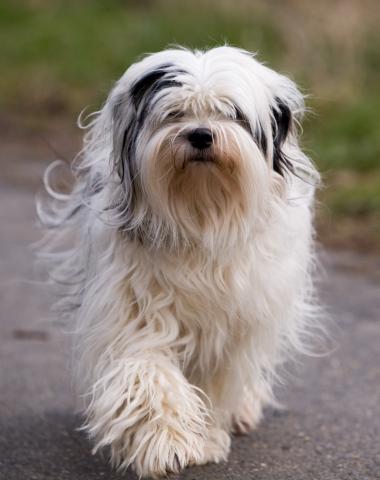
[167,110,184,120]
[232,107,252,135]
[234,107,249,125]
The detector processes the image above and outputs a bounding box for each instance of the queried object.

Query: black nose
[187,128,213,150]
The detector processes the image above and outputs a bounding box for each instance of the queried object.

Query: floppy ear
[271,97,295,176]
[112,94,137,183]
[111,63,180,193]
[107,92,140,231]
[109,64,181,233]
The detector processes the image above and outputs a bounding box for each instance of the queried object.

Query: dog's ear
[111,63,181,188]
[110,64,181,228]
[271,97,295,177]
[109,93,140,226]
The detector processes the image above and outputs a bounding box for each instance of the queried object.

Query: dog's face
[104,47,305,250]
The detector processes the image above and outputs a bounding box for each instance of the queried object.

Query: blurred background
[1,0,379,252]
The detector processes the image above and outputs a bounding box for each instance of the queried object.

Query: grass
[304,96,380,250]
[305,98,380,174]
[0,1,282,112]
[1,0,379,251]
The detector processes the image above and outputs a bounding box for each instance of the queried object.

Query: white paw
[231,391,263,435]
[196,427,231,465]
[129,422,206,478]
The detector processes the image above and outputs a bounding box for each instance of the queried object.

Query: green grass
[0,0,282,111]
[304,98,380,173]
[1,0,379,249]
[323,171,380,216]
[329,183,380,217]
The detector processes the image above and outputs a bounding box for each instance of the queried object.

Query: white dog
[39,46,319,478]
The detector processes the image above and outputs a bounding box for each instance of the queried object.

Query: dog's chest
[153,255,254,366]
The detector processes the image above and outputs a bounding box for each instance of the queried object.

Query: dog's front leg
[84,352,208,477]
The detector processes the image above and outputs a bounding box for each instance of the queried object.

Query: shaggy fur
[38,46,320,478]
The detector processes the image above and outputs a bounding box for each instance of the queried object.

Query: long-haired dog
[38,46,320,478]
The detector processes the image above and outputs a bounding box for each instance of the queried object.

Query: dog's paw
[196,427,231,465]
[130,422,206,478]
[231,390,263,435]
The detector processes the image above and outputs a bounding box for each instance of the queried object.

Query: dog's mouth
[187,148,215,164]
[188,154,214,164]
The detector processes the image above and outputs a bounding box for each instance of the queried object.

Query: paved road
[0,166,379,479]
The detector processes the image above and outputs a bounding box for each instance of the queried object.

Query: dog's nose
[187,128,213,150]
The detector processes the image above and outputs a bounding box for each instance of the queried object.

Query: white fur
[38,46,320,478]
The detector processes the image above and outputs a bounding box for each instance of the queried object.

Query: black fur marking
[234,105,253,135]
[121,64,184,177]
[112,98,139,226]
[130,63,184,120]
[257,126,268,155]
[271,98,294,176]
[119,124,137,183]
[112,64,186,229]
[130,63,172,107]
[234,105,268,155]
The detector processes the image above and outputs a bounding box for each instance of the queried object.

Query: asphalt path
[0,164,379,480]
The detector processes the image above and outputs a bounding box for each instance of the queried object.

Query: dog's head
[93,46,311,251]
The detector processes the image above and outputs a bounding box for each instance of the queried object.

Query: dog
[39,46,319,478]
